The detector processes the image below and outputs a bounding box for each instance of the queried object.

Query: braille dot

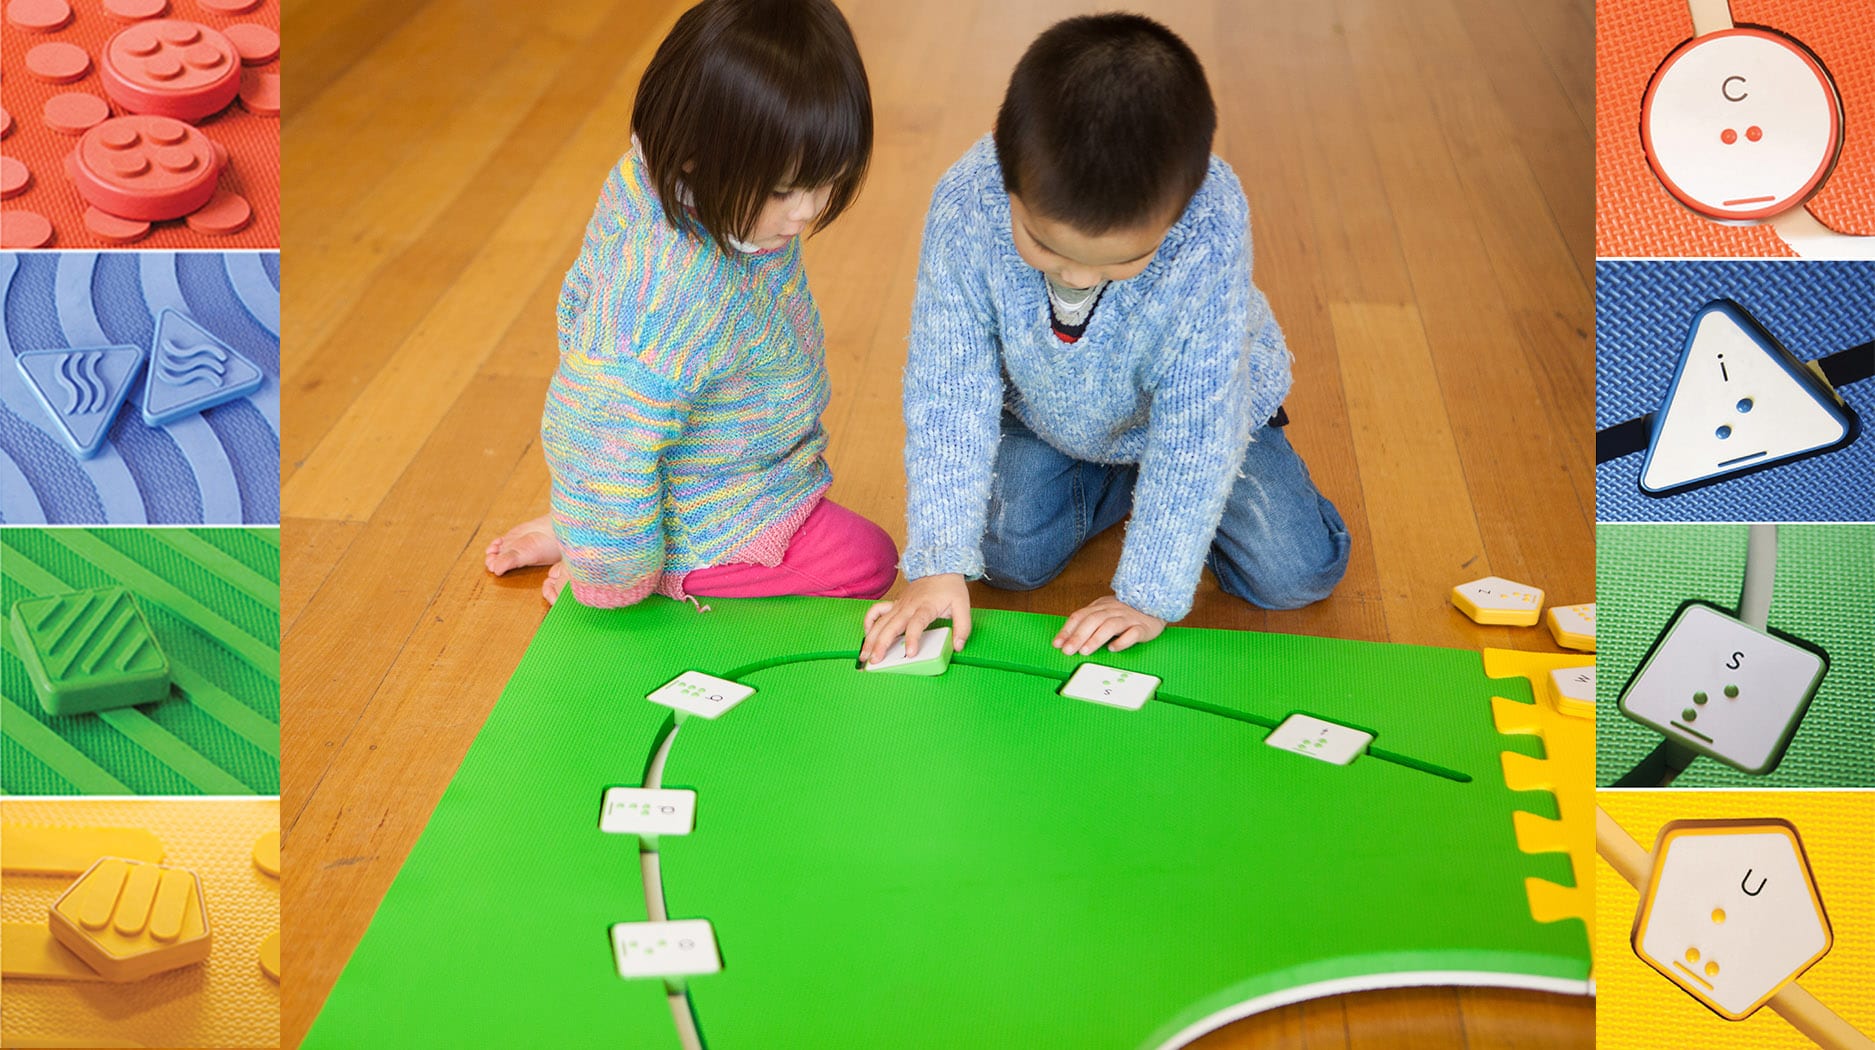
[1686,948,1700,963]
[145,54,185,80]
[1721,128,1738,144]
[1682,707,1698,722]
[1724,684,1739,698]
[1706,961,1720,977]
[1716,425,1732,438]
[1737,398,1753,413]
[1746,126,1762,142]
[1693,691,1708,704]
[1712,909,1726,924]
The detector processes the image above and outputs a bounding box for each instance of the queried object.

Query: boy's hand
[861,574,973,663]
[1054,595,1164,655]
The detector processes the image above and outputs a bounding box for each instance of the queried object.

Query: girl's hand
[1054,595,1164,655]
[861,574,972,664]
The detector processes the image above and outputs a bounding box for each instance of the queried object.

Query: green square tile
[9,587,171,717]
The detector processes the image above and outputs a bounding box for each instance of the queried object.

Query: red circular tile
[224,23,279,65]
[6,0,73,32]
[0,106,13,138]
[0,210,55,248]
[43,92,113,136]
[69,114,222,220]
[103,0,169,20]
[0,156,32,199]
[25,42,92,84]
[101,19,241,121]
[185,188,250,234]
[238,69,279,117]
[84,206,152,243]
[197,0,259,12]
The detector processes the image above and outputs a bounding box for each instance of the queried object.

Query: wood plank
[279,517,364,634]
[281,0,432,113]
[282,1,675,486]
[1341,0,1592,642]
[283,5,680,518]
[1332,301,1509,650]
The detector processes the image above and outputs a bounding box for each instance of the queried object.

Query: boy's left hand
[1054,595,1165,656]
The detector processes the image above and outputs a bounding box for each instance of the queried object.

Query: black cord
[1612,739,1702,788]
[1595,340,1874,464]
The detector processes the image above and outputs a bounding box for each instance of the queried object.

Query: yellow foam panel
[0,799,278,1050]
[1597,792,1875,1049]
[0,826,164,875]
[1484,650,1597,951]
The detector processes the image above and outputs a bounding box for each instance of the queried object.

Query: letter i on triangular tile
[1640,301,1855,495]
[15,345,147,458]
[142,310,264,427]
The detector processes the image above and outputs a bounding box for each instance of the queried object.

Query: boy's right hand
[860,574,972,664]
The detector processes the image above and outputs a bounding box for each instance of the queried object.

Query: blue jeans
[980,414,1351,610]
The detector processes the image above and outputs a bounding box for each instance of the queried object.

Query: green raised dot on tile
[1682,708,1698,722]
[1693,691,1708,704]
[1724,684,1739,698]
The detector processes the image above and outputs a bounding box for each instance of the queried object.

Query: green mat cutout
[308,596,1589,1049]
[1597,524,1875,787]
[0,528,280,796]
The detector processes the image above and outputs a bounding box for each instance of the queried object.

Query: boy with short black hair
[861,13,1349,662]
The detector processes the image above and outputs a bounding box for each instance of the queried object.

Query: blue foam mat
[1596,261,1875,522]
[0,252,281,525]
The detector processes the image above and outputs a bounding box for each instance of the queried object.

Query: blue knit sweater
[901,137,1292,622]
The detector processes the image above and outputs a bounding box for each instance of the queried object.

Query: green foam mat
[1,528,280,796]
[1596,524,1875,787]
[308,596,1590,1048]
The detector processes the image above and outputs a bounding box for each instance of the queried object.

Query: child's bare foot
[542,562,569,605]
[485,515,562,575]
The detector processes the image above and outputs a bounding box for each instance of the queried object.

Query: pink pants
[678,499,898,600]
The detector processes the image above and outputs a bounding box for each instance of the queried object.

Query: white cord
[1739,523,1778,630]
[1688,0,1733,35]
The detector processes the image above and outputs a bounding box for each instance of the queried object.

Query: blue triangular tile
[142,309,265,427]
[15,345,147,459]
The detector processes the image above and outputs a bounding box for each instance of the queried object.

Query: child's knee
[849,515,901,599]
[980,541,1069,591]
[1213,508,1351,610]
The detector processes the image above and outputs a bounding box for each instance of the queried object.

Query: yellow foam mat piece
[1597,793,1875,1049]
[1483,649,1596,952]
[0,826,164,875]
[0,799,278,1050]
[1,1039,145,1047]
[0,923,105,982]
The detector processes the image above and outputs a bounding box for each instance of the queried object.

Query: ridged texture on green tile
[1597,524,1875,786]
[1,528,279,795]
[309,596,1588,1048]
[11,588,169,716]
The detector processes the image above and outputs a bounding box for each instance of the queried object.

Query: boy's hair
[994,14,1215,234]
[633,0,872,250]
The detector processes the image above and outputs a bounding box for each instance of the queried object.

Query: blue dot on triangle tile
[14,345,148,459]
[141,309,265,427]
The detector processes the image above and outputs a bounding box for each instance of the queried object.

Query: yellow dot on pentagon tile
[260,929,281,981]
[253,830,280,877]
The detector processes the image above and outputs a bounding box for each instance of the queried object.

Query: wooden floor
[279,0,1595,1046]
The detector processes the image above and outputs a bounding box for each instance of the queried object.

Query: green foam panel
[0,528,280,796]
[1596,524,1875,787]
[307,596,1589,1048]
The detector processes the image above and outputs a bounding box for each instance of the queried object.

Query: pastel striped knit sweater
[902,137,1291,622]
[543,147,831,607]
